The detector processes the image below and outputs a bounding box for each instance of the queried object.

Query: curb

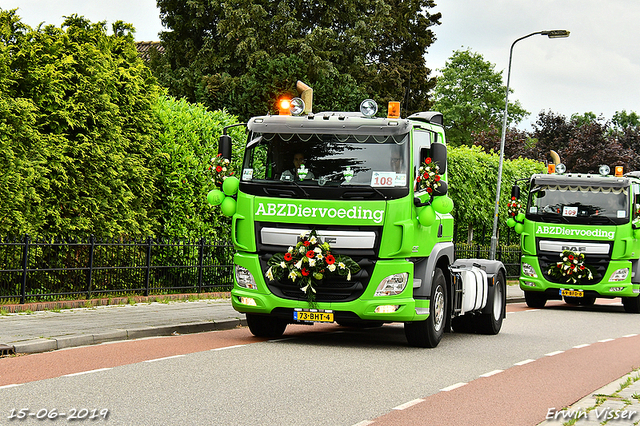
[11,318,247,354]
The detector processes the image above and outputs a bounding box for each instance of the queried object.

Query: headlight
[522,263,537,278]
[235,265,257,289]
[374,273,409,296]
[610,268,629,282]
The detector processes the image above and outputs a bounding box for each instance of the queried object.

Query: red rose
[216,166,222,172]
[425,157,432,164]
[579,265,585,270]
[284,252,292,261]
[568,255,574,261]
[326,254,335,265]
[306,250,315,258]
[303,241,310,247]
[435,175,441,181]
[427,187,433,193]
[416,176,421,182]
[301,268,310,277]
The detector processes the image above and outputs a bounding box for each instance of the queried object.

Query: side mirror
[431,142,447,174]
[218,134,232,160]
[511,185,520,200]
[434,180,448,196]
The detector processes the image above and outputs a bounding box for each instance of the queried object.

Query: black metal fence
[0,234,521,305]
[0,235,235,304]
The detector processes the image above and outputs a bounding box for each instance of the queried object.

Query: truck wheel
[622,297,640,313]
[525,291,547,308]
[476,272,506,335]
[404,267,447,348]
[246,314,288,338]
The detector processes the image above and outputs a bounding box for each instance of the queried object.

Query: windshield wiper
[282,179,310,198]
[589,215,617,225]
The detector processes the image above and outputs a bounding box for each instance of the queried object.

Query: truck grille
[260,256,374,302]
[537,251,609,285]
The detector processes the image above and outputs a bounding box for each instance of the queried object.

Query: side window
[413,129,433,176]
[633,184,640,220]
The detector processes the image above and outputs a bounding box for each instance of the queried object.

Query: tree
[152,0,441,121]
[0,10,161,237]
[432,49,529,147]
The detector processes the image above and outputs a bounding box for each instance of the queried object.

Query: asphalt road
[1,299,640,426]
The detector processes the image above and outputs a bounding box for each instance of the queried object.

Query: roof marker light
[599,165,610,176]
[290,97,305,116]
[278,98,291,115]
[387,101,400,119]
[555,163,566,174]
[615,166,624,177]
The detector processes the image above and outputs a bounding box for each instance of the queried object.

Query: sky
[2,0,639,130]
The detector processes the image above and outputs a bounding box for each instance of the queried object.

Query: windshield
[527,184,629,225]
[240,132,410,199]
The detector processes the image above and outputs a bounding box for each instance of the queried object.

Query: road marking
[440,382,467,392]
[545,350,564,357]
[393,398,425,410]
[64,368,112,377]
[351,421,374,426]
[480,369,503,377]
[624,334,638,338]
[211,345,247,351]
[573,343,591,349]
[598,338,614,343]
[268,337,296,343]
[143,355,185,363]
[0,384,23,390]
[514,359,535,366]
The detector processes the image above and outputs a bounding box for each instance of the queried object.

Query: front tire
[476,272,506,335]
[405,267,447,348]
[246,314,288,338]
[622,296,640,313]
[525,291,547,308]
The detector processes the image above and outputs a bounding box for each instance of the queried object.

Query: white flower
[288,246,294,253]
[347,270,351,281]
[222,167,227,172]
[308,258,316,267]
[314,247,322,254]
[301,284,309,293]
[299,231,308,239]
[310,236,317,244]
[289,271,297,282]
[338,262,346,269]
[328,264,336,272]
[295,260,303,270]
[280,261,286,268]
[316,253,323,260]
[299,246,306,254]
[266,267,274,281]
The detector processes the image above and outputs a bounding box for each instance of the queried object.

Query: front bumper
[231,252,429,322]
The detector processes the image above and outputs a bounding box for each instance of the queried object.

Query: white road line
[440,382,467,392]
[351,421,375,426]
[64,368,112,377]
[598,338,614,343]
[393,398,425,410]
[211,344,247,351]
[573,343,591,349]
[514,359,535,366]
[624,334,638,338]
[143,355,185,363]
[479,369,503,377]
[545,350,564,357]
[0,384,23,390]
[268,337,296,343]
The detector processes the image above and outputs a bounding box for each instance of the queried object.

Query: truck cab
[219,87,506,347]
[514,168,640,311]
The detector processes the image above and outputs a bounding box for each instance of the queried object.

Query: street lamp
[489,29,570,260]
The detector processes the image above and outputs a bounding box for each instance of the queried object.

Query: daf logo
[562,245,586,252]
[324,237,337,244]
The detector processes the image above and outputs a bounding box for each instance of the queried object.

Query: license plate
[560,289,584,297]
[294,310,334,323]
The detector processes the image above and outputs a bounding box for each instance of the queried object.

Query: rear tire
[525,291,547,308]
[476,272,506,335]
[622,296,640,313]
[405,267,447,348]
[246,314,288,338]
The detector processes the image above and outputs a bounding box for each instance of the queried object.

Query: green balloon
[431,195,454,214]
[418,205,436,226]
[514,222,524,234]
[507,217,516,228]
[516,213,525,222]
[220,196,237,217]
[206,189,225,206]
[222,176,240,196]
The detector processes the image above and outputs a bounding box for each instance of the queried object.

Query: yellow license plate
[561,289,584,297]
[294,310,334,323]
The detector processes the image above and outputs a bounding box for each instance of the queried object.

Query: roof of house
[135,41,165,61]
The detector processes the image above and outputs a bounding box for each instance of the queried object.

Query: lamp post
[489,30,570,260]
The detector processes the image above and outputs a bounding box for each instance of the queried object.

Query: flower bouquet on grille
[208,153,235,187]
[415,157,442,195]
[265,230,360,304]
[547,250,594,284]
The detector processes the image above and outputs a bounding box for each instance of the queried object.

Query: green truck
[215,84,506,347]
[511,166,640,311]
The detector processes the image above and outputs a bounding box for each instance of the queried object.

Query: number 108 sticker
[371,172,396,187]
